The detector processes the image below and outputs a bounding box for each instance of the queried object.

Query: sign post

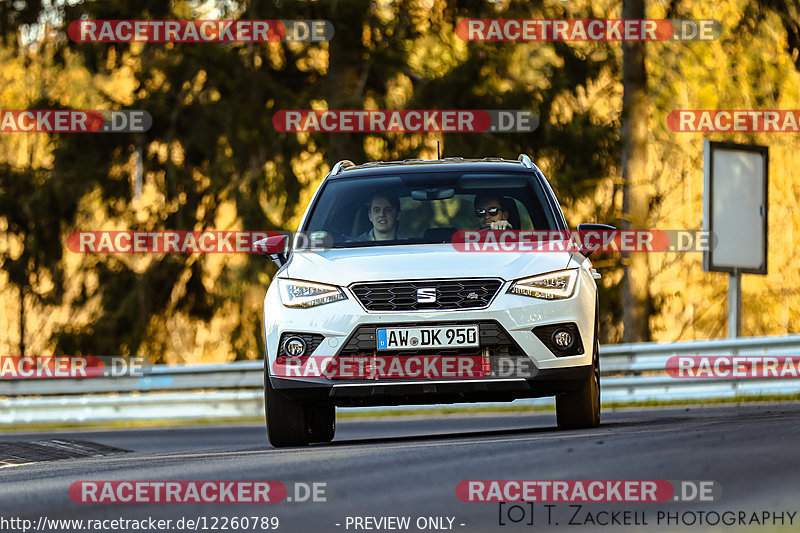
[703,141,768,338]
[727,268,742,338]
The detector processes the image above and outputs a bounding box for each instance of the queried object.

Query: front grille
[332,321,535,380]
[339,320,523,357]
[350,278,503,311]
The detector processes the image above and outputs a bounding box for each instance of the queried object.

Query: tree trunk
[18,285,25,357]
[621,0,652,342]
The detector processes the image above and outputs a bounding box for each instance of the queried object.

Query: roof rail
[330,160,355,175]
[518,154,533,168]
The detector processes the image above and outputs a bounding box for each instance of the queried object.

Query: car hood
[283,244,573,285]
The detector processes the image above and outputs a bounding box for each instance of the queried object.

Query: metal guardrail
[2,335,799,425]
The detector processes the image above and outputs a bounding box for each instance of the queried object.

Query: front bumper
[263,270,597,407]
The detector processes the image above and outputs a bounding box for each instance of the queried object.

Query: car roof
[325,155,538,179]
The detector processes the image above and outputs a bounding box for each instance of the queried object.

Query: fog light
[283,336,307,357]
[552,329,574,350]
[533,323,584,357]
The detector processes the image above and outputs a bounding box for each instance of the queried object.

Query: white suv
[259,155,610,447]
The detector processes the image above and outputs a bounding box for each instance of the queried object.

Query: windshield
[302,171,561,248]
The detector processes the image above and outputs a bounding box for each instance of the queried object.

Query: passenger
[474,194,513,230]
[356,194,404,240]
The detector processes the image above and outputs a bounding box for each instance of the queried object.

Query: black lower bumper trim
[268,364,591,407]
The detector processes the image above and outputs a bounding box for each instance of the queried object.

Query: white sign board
[703,141,768,274]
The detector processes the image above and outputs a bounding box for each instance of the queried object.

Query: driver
[474,194,513,230]
[356,194,403,241]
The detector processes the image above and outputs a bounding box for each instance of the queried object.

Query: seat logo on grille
[416,287,437,303]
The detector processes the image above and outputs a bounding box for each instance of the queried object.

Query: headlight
[508,269,579,300]
[278,279,347,308]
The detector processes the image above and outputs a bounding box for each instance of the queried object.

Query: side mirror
[576,223,617,258]
[254,235,289,267]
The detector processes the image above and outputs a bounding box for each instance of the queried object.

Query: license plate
[376,325,480,350]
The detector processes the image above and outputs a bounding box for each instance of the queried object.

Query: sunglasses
[475,207,501,217]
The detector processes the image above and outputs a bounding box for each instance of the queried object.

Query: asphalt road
[1,403,799,533]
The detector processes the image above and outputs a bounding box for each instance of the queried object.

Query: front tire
[265,365,309,447]
[556,339,601,430]
[264,364,336,447]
